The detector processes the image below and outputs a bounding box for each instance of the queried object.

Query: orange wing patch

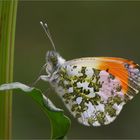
[95,57,140,96]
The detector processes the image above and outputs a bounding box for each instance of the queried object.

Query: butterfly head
[40,21,65,75]
[46,50,65,74]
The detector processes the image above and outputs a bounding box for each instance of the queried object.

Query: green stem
[0,1,18,139]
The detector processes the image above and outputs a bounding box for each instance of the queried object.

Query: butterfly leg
[30,63,48,87]
[31,75,50,87]
[40,75,50,81]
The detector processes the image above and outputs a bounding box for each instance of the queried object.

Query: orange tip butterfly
[36,21,140,126]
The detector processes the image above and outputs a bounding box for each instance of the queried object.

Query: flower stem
[0,1,18,139]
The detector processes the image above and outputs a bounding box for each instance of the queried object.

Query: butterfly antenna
[40,21,56,51]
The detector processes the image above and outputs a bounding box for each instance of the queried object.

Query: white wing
[54,57,140,126]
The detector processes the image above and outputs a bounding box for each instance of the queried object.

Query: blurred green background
[13,1,140,139]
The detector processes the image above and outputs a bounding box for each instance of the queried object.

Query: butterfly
[37,21,140,126]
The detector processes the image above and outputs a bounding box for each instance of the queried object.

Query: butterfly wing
[56,57,140,126]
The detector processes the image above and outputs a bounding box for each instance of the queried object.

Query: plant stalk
[0,1,18,139]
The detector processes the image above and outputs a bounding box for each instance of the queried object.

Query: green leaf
[0,82,71,139]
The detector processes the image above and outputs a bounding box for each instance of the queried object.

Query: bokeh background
[13,1,140,139]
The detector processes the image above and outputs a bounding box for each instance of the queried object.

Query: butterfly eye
[47,51,58,66]
[50,56,57,65]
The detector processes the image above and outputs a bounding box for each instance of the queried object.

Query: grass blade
[0,1,18,139]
